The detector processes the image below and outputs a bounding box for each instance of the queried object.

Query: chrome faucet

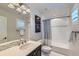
[17,39,27,46]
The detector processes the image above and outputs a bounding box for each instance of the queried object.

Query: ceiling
[27,3,75,18]
[27,3,74,13]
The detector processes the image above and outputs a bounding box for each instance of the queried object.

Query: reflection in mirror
[0,16,7,43]
[16,19,25,30]
[16,19,25,40]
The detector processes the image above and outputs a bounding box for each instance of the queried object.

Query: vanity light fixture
[8,3,31,15]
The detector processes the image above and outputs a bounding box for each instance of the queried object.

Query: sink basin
[19,41,36,50]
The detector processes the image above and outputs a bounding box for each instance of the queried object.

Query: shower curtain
[43,20,51,46]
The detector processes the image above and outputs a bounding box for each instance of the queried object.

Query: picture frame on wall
[35,15,41,33]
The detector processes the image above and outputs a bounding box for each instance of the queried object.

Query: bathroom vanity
[0,40,41,56]
[27,45,41,56]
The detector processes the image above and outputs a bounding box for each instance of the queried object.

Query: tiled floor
[49,51,65,56]
[42,51,65,56]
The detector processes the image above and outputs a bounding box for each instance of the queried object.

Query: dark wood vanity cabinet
[27,45,41,56]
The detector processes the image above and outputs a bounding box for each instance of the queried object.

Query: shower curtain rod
[43,16,70,21]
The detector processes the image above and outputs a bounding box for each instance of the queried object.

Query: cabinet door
[0,16,7,40]
[27,45,41,56]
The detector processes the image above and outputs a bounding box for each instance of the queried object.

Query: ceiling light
[16,8,21,12]
[8,4,15,9]
[26,9,31,13]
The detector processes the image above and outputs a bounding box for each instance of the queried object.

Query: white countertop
[0,40,41,56]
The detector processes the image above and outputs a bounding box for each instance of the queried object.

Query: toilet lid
[42,46,51,50]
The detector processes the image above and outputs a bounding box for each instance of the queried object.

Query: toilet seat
[42,46,52,54]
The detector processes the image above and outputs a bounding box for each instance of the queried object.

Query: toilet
[42,45,52,54]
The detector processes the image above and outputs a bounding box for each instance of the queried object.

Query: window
[71,8,78,23]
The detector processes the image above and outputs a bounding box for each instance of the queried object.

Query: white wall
[0,16,7,40]
[0,6,29,43]
[29,9,45,41]
[69,3,79,55]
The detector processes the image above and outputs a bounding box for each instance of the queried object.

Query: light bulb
[20,5,26,10]
[16,8,21,12]
[26,9,31,13]
[8,4,15,9]
[13,3,20,7]
[23,11,27,14]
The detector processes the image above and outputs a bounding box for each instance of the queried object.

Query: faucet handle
[21,40,24,44]
[3,37,7,40]
[17,41,20,46]
[24,40,26,43]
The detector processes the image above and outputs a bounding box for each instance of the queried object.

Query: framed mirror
[16,19,25,40]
